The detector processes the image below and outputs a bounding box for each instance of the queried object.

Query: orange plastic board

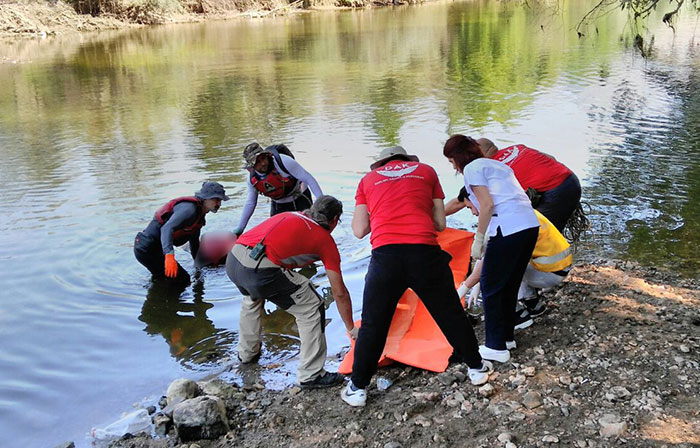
[338,228,474,374]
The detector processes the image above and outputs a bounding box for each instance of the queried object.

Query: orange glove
[164,253,178,278]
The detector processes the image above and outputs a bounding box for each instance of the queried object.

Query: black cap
[195,181,229,201]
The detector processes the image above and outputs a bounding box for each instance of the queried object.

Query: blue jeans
[351,244,483,389]
[480,227,539,349]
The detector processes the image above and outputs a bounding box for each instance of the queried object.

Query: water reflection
[138,278,225,366]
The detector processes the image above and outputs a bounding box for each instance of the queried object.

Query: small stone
[505,443,517,448]
[522,366,536,377]
[509,412,526,421]
[558,376,572,386]
[348,432,365,444]
[542,434,559,443]
[498,432,513,442]
[560,406,570,417]
[453,391,466,402]
[453,371,467,382]
[679,344,690,353]
[413,415,431,427]
[600,422,627,437]
[522,391,543,409]
[153,413,172,436]
[479,384,496,398]
[53,443,74,448]
[610,386,631,400]
[488,402,514,416]
[438,372,457,386]
[460,401,473,413]
[384,442,402,448]
[288,386,301,396]
[511,375,526,387]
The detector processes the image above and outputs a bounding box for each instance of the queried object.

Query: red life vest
[248,161,298,200]
[154,197,206,242]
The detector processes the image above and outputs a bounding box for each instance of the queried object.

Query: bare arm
[464,259,483,288]
[471,185,494,235]
[445,197,467,216]
[351,204,371,239]
[432,198,446,232]
[327,270,355,332]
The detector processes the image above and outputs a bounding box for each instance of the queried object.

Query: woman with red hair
[443,135,539,363]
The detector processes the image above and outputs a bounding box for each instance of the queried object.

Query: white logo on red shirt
[495,146,521,166]
[377,163,419,178]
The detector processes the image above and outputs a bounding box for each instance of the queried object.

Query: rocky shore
[72,261,699,448]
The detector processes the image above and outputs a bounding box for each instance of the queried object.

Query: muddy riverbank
[0,0,415,36]
[97,261,700,448]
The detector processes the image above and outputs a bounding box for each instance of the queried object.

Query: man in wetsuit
[233,143,323,236]
[134,181,229,283]
[446,139,581,231]
[226,195,357,389]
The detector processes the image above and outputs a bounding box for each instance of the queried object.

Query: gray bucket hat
[370,146,419,170]
[195,181,229,201]
[243,142,272,168]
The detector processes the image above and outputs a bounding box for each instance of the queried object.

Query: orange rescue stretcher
[339,227,474,374]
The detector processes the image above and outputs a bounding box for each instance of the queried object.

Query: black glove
[457,186,469,203]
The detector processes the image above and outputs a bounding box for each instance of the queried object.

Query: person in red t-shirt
[446,139,581,231]
[340,146,491,408]
[225,196,357,389]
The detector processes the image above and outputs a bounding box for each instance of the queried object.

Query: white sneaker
[468,360,493,385]
[340,380,367,407]
[506,340,517,350]
[479,345,511,363]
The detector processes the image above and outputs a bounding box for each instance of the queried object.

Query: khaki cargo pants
[226,244,327,384]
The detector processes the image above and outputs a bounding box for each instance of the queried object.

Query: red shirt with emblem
[356,161,445,249]
[236,212,342,273]
[492,144,572,192]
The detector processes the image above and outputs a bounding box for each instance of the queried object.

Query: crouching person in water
[134,181,229,283]
[226,195,357,389]
[342,146,491,408]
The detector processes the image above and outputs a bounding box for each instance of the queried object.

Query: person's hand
[467,283,481,309]
[347,326,359,340]
[164,253,178,278]
[233,227,244,237]
[471,232,486,259]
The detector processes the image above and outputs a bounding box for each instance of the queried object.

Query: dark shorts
[271,188,313,216]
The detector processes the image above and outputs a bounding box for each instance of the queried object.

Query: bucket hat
[195,181,229,201]
[243,142,272,168]
[370,146,419,170]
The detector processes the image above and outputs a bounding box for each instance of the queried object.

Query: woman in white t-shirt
[443,134,539,363]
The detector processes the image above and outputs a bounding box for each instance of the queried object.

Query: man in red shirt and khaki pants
[226,196,357,389]
[340,146,492,407]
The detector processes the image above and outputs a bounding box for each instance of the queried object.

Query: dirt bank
[0,0,414,36]
[107,261,700,448]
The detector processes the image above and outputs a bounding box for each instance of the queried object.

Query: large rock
[167,378,202,407]
[198,378,236,399]
[173,395,230,441]
[599,414,627,438]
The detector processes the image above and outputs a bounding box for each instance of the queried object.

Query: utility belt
[231,244,280,269]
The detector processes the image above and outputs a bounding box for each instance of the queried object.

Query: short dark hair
[443,134,483,172]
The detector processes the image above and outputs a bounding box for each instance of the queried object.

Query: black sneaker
[300,372,344,389]
[524,297,547,317]
[514,305,534,330]
[237,351,261,365]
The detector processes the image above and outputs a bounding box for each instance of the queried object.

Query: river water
[0,1,698,446]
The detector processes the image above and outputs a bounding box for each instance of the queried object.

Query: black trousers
[537,173,582,231]
[480,226,539,349]
[270,188,313,216]
[351,244,483,389]
[134,232,190,283]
